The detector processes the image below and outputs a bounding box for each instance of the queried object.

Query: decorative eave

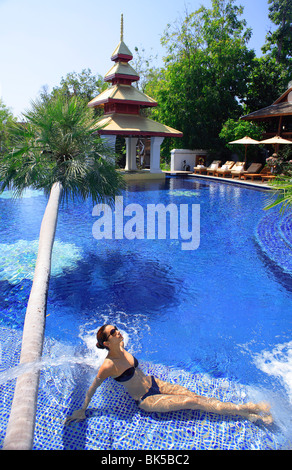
[93,113,183,138]
[273,86,292,104]
[88,84,157,108]
[111,41,133,62]
[242,86,292,121]
[104,61,139,83]
[241,101,292,121]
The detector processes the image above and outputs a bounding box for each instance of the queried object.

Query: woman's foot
[246,410,273,425]
[241,402,273,424]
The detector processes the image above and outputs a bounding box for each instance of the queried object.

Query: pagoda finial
[120,14,124,42]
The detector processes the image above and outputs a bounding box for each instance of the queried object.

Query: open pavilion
[241,84,292,141]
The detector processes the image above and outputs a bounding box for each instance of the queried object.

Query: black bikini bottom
[135,376,161,406]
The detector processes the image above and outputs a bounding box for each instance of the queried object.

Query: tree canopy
[143,0,292,160]
[262,0,292,68]
[145,0,256,157]
[0,99,16,155]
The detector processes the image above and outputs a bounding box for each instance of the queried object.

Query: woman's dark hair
[96,324,110,350]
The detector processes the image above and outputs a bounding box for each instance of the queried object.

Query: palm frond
[264,176,292,215]
[0,94,125,202]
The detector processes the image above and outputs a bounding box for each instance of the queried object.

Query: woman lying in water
[65,324,273,425]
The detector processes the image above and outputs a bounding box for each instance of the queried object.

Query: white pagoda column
[150,136,164,173]
[125,137,138,171]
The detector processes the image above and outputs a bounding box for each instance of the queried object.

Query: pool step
[256,212,292,274]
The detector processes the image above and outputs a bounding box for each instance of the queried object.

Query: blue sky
[0,0,273,118]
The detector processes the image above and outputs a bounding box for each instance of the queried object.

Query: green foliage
[52,68,107,102]
[40,69,108,118]
[243,0,292,114]
[219,118,264,159]
[265,176,292,213]
[244,56,289,112]
[0,99,16,155]
[132,46,159,93]
[145,0,255,157]
[267,145,292,175]
[0,95,125,203]
[220,118,264,143]
[262,0,292,68]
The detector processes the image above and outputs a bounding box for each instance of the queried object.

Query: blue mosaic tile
[0,328,283,450]
[256,212,292,274]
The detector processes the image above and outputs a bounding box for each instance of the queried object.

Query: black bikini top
[114,356,139,382]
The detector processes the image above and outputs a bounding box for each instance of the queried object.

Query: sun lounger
[215,161,235,177]
[261,174,276,182]
[242,166,270,181]
[206,161,222,175]
[238,163,262,180]
[193,165,208,174]
[193,160,221,175]
[230,162,245,178]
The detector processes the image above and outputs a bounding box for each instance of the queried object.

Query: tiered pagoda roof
[88,15,182,139]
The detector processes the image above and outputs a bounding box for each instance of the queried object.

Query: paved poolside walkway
[164,170,273,190]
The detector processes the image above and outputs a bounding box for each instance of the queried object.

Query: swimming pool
[0,177,291,450]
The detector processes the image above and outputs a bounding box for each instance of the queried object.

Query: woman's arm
[64,362,113,425]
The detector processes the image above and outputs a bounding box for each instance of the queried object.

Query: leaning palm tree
[0,95,124,450]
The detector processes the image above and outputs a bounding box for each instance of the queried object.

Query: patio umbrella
[228,136,260,163]
[260,135,292,154]
[260,135,292,145]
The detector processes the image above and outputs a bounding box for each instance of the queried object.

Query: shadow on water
[0,279,31,330]
[48,249,183,316]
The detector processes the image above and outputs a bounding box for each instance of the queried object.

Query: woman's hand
[64,408,86,425]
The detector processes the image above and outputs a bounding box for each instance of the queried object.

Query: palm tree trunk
[3,182,63,450]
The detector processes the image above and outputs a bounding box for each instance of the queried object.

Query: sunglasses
[105,326,118,341]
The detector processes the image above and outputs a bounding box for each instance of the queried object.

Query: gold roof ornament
[120,13,124,42]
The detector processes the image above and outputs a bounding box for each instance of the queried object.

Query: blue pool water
[0,177,291,450]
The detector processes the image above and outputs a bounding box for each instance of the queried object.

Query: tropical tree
[244,0,292,114]
[1,94,124,449]
[262,0,292,69]
[145,0,255,158]
[258,0,292,214]
[40,68,108,117]
[55,68,107,101]
[219,118,264,163]
[244,55,289,113]
[0,98,16,155]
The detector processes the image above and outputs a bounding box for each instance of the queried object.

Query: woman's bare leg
[139,382,272,424]
[154,377,202,398]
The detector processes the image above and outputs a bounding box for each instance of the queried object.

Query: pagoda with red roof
[88,15,182,174]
